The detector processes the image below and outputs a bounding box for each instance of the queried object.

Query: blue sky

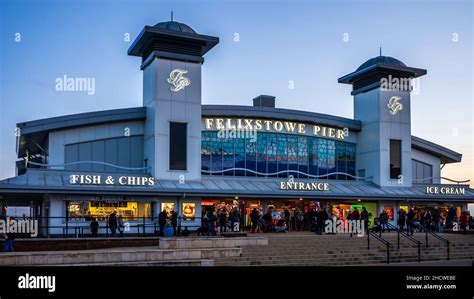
[0,0,472,184]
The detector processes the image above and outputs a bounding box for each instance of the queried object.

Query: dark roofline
[411,136,462,164]
[202,105,362,132]
[17,107,146,135]
[338,63,427,84]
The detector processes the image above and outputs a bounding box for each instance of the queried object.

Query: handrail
[421,225,450,260]
[367,230,391,264]
[387,222,421,262]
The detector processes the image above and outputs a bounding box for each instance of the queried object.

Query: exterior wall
[48,121,145,170]
[354,88,412,187]
[411,148,441,184]
[142,57,202,181]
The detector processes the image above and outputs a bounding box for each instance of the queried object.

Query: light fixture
[234,196,239,200]
[299,198,303,201]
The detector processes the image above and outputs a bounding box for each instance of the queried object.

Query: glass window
[169,122,187,170]
[277,134,288,177]
[256,132,267,175]
[390,140,402,179]
[234,137,246,176]
[222,137,235,176]
[210,132,222,175]
[267,133,278,176]
[67,200,152,221]
[201,132,212,171]
[245,135,256,176]
[297,136,308,178]
[318,138,328,176]
[201,131,357,181]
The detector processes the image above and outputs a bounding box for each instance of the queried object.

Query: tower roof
[153,21,196,34]
[356,56,407,72]
[128,20,219,66]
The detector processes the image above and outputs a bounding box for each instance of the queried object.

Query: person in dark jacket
[171,210,178,236]
[379,210,390,233]
[397,209,406,231]
[218,209,227,233]
[295,209,304,231]
[283,208,291,231]
[108,212,117,237]
[316,208,327,235]
[230,207,240,232]
[351,207,360,221]
[158,209,168,236]
[250,208,260,233]
[360,207,369,233]
[117,214,125,237]
[90,217,99,237]
[407,208,415,236]
[3,217,16,252]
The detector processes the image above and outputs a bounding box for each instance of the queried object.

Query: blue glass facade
[201,131,356,180]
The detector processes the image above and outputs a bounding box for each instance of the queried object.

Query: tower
[338,55,426,187]
[128,21,219,181]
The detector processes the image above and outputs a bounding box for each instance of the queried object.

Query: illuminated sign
[426,186,465,195]
[69,174,155,187]
[204,118,348,140]
[280,181,330,191]
[167,69,190,92]
[387,96,403,115]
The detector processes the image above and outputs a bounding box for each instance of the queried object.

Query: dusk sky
[0,0,472,186]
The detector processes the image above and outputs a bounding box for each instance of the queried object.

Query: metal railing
[386,222,421,262]
[421,224,450,260]
[367,229,391,264]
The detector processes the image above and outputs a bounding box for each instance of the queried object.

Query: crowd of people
[84,206,472,238]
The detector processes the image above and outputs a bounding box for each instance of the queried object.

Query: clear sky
[0,0,472,186]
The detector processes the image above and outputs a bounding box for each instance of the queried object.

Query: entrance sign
[426,186,465,195]
[280,181,330,191]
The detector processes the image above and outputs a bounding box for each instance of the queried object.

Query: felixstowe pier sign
[204,118,348,140]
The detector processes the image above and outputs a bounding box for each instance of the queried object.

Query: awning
[0,169,473,202]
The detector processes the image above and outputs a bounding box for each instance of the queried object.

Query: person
[360,207,369,233]
[317,207,328,235]
[108,211,117,237]
[207,210,217,236]
[158,209,168,237]
[218,209,227,233]
[379,210,389,233]
[347,210,354,237]
[284,208,291,231]
[171,210,178,236]
[432,207,441,233]
[460,211,469,234]
[230,207,240,232]
[250,208,260,233]
[447,206,456,228]
[262,207,273,232]
[295,209,304,231]
[397,208,406,231]
[90,217,99,237]
[117,214,125,237]
[3,217,15,252]
[351,207,360,221]
[407,208,415,236]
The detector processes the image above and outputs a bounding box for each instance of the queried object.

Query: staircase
[213,232,474,266]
